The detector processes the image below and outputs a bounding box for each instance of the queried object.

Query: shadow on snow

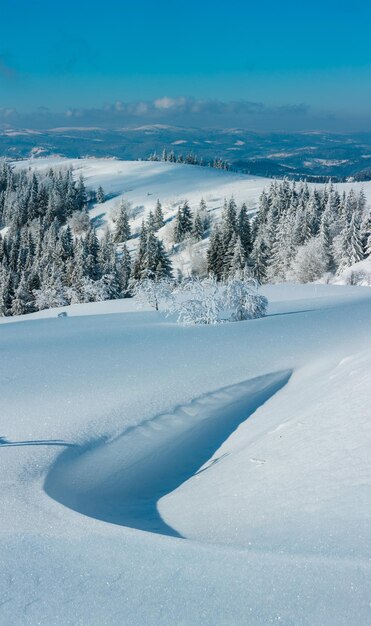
[44,370,291,539]
[0,437,74,448]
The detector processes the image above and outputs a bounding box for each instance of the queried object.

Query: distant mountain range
[2,125,371,181]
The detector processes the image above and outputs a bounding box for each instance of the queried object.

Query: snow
[13,155,371,279]
[1,283,371,624]
[314,159,350,166]
[2,157,371,622]
[334,256,371,286]
[14,158,272,227]
[14,157,371,235]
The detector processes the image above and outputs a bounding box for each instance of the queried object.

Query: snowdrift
[0,284,371,624]
[45,371,291,536]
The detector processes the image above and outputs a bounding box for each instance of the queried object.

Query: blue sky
[1,0,371,129]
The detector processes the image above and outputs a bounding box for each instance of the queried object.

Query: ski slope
[1,284,371,624]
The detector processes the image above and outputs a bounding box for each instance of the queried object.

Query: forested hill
[0,159,370,317]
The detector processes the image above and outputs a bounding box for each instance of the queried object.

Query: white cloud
[154,96,186,110]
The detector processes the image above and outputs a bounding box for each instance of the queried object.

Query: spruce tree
[223,232,237,279]
[181,201,193,236]
[11,274,35,315]
[96,186,105,204]
[221,197,237,250]
[142,230,158,278]
[0,269,14,316]
[198,198,210,232]
[132,221,147,280]
[119,244,132,295]
[238,204,252,257]
[192,212,204,241]
[114,203,131,243]
[154,238,173,279]
[339,213,364,270]
[154,200,165,230]
[173,207,183,244]
[206,227,224,280]
[76,174,87,211]
[251,235,269,284]
[146,210,156,233]
[318,213,333,272]
[229,236,249,278]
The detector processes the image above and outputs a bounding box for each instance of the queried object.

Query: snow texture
[0,283,371,624]
[0,154,369,625]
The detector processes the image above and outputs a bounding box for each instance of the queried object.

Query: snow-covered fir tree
[132,216,172,282]
[173,201,193,243]
[192,212,204,241]
[96,186,105,204]
[154,200,165,231]
[114,202,131,243]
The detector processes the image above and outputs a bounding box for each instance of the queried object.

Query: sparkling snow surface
[0,284,371,625]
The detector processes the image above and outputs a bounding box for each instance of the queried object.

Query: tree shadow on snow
[0,437,75,448]
[266,308,317,318]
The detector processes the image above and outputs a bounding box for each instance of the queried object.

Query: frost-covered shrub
[68,210,90,235]
[111,199,132,222]
[167,276,222,325]
[345,270,371,286]
[166,275,268,325]
[34,283,69,311]
[161,221,176,248]
[131,277,174,311]
[289,238,329,283]
[225,277,268,321]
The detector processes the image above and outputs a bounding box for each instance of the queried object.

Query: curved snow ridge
[45,370,292,538]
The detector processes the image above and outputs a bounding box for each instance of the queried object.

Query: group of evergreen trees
[206,181,370,284]
[0,161,175,317]
[206,199,253,280]
[1,160,370,317]
[173,199,211,244]
[112,197,171,281]
[131,205,172,281]
[148,149,230,170]
[0,163,132,315]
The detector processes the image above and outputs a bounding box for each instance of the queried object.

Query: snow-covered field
[1,283,371,625]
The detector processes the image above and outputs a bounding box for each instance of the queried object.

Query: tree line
[148,148,231,170]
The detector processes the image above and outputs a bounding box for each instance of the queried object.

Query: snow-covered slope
[15,157,371,278]
[15,156,371,229]
[335,255,371,286]
[15,157,272,227]
[1,284,371,624]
